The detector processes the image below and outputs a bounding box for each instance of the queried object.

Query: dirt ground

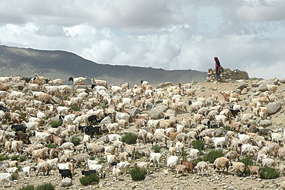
[3,78,285,190]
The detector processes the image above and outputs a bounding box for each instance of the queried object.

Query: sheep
[189,149,200,160]
[73,153,90,166]
[196,161,209,177]
[174,164,188,175]
[246,166,260,177]
[117,161,131,173]
[165,156,179,170]
[134,162,150,174]
[36,161,50,176]
[213,157,230,174]
[226,150,239,163]
[0,173,12,188]
[262,158,275,168]
[22,166,31,177]
[181,160,195,174]
[68,76,87,85]
[211,137,226,149]
[232,162,245,176]
[122,143,135,159]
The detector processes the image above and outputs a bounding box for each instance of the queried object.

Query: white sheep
[232,162,245,176]
[196,161,209,177]
[213,157,230,174]
[0,173,12,188]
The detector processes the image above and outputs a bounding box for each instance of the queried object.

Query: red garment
[214,57,221,71]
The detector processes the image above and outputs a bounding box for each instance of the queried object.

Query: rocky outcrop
[207,68,249,82]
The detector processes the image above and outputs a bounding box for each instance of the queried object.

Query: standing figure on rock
[214,57,222,82]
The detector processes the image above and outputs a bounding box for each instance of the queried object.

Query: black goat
[229,109,241,118]
[11,125,27,133]
[88,115,97,124]
[59,115,65,120]
[81,170,97,176]
[0,105,9,112]
[59,169,72,179]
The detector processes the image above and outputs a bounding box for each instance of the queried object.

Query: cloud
[0,0,284,80]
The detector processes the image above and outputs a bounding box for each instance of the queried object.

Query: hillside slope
[0,45,207,85]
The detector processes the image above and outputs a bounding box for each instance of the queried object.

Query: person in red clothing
[214,57,222,82]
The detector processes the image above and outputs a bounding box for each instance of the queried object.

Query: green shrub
[130,167,147,181]
[19,185,35,190]
[151,145,161,153]
[36,183,55,190]
[12,174,18,180]
[260,167,280,179]
[239,157,253,167]
[0,155,9,161]
[71,106,80,111]
[11,155,18,161]
[192,159,202,166]
[46,143,57,149]
[122,133,137,144]
[192,140,205,152]
[50,120,63,128]
[80,174,99,186]
[240,157,254,175]
[19,156,26,163]
[71,136,81,146]
[224,126,233,131]
[90,156,95,160]
[202,149,223,163]
[98,157,105,164]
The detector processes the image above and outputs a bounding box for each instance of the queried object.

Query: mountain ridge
[0,45,207,85]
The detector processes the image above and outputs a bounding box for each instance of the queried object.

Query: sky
[0,0,285,79]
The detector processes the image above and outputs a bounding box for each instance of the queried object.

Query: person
[214,57,222,82]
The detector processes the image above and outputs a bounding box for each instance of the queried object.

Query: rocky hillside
[0,45,207,86]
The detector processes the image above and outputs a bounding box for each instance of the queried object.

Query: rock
[235,81,248,90]
[60,177,72,187]
[259,120,272,127]
[191,79,198,85]
[258,83,267,92]
[99,181,106,188]
[268,102,281,115]
[155,99,163,104]
[251,82,260,88]
[144,176,152,181]
[280,78,285,84]
[156,82,173,89]
[145,102,153,110]
[129,108,141,122]
[268,77,279,85]
[149,105,168,119]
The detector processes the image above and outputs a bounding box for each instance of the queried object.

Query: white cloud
[0,0,284,80]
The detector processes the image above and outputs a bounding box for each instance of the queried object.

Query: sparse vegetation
[19,156,26,162]
[202,149,223,163]
[192,140,205,152]
[130,167,147,181]
[11,155,18,161]
[70,105,80,111]
[151,145,161,153]
[50,120,63,128]
[36,183,55,190]
[260,167,280,179]
[122,133,137,144]
[12,174,18,180]
[0,155,9,161]
[71,136,81,146]
[46,143,57,149]
[19,185,35,190]
[80,174,99,186]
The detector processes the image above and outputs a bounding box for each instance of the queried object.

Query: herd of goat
[0,73,284,188]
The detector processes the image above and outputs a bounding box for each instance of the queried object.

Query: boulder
[258,83,267,92]
[235,81,248,90]
[268,102,281,115]
[129,108,141,122]
[60,178,72,187]
[146,103,154,110]
[149,105,168,119]
[280,78,285,84]
[268,77,279,85]
[157,82,173,89]
[259,120,272,127]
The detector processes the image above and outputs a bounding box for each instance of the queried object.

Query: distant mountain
[0,45,207,86]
